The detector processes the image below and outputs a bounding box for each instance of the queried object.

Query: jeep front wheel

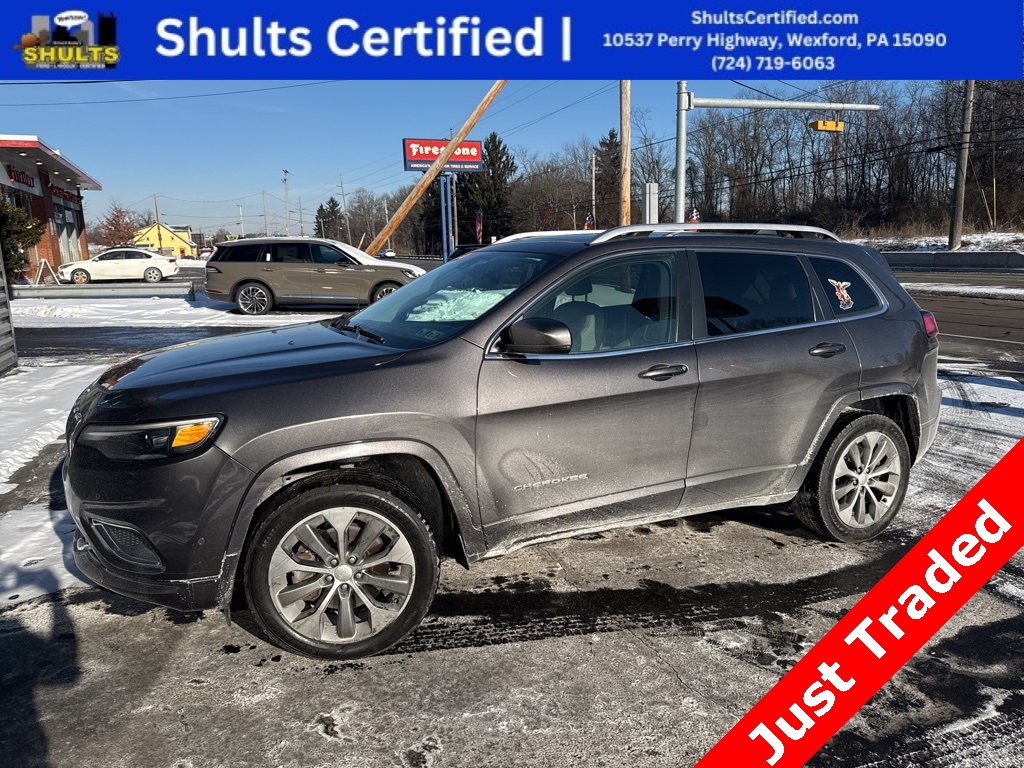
[244,481,439,659]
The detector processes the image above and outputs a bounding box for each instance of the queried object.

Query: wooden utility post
[948,80,975,251]
[365,80,507,255]
[620,80,631,226]
[152,193,163,253]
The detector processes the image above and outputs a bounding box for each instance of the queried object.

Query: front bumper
[63,443,254,612]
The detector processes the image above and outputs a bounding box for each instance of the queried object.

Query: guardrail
[12,282,195,300]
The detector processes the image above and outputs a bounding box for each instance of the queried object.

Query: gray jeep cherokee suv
[64,224,941,659]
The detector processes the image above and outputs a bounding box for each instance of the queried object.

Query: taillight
[922,310,939,338]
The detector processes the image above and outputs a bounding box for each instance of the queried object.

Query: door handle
[809,342,847,358]
[638,364,689,381]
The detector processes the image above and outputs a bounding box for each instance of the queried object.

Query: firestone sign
[402,138,483,172]
[5,164,36,189]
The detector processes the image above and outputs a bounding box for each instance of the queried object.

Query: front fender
[215,439,483,611]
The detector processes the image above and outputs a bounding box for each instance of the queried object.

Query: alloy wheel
[237,285,270,314]
[831,431,902,528]
[267,507,416,644]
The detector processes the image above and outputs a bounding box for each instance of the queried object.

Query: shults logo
[15,10,120,69]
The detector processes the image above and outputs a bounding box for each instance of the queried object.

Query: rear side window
[214,244,265,263]
[269,243,310,263]
[697,251,814,336]
[809,257,882,316]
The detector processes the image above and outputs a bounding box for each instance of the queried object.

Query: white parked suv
[58,248,180,284]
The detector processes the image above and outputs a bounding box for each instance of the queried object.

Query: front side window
[697,251,814,336]
[310,244,352,265]
[810,257,882,316]
[524,254,678,353]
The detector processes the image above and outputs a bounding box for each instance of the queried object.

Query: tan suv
[204,237,425,315]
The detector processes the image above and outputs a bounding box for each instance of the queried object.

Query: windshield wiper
[333,323,386,344]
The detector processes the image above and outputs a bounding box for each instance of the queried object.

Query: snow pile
[11,293,339,329]
[901,283,1024,301]
[0,365,104,494]
[0,504,88,603]
[852,231,1024,253]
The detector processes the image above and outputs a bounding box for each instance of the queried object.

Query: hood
[360,255,425,275]
[93,321,405,402]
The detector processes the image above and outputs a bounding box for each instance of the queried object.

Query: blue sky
[2,79,821,235]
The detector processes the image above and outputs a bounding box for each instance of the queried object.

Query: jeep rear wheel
[795,414,911,542]
[236,282,274,315]
[244,482,439,659]
[143,267,163,283]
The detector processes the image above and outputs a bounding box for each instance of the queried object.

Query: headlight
[77,417,223,461]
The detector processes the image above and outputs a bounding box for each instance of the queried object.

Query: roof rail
[588,223,842,243]
[494,229,605,243]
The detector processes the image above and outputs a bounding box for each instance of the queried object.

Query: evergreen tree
[314,197,345,241]
[459,132,518,242]
[0,198,44,279]
[594,129,621,228]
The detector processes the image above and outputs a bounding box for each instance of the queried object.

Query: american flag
[583,210,596,230]
[475,208,483,244]
[540,196,555,228]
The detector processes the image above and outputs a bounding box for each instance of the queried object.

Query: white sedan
[58,249,180,284]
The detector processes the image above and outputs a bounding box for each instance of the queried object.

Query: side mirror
[501,317,572,355]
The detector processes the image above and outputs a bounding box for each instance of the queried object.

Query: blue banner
[3,1,1021,80]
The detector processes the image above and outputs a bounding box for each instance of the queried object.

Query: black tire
[71,269,90,285]
[235,282,274,315]
[244,480,439,659]
[371,282,401,302]
[143,267,163,283]
[795,414,911,542]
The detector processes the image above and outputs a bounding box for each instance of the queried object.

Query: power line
[0,80,340,107]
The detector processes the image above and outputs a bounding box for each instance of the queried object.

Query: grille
[93,522,162,568]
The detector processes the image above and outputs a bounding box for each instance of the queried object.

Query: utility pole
[365,80,507,256]
[282,170,291,236]
[948,80,975,251]
[299,197,305,236]
[591,151,597,226]
[238,204,244,237]
[153,193,163,253]
[262,190,268,236]
[339,175,353,243]
[620,80,631,226]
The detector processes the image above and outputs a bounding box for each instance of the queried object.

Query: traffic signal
[810,120,845,132]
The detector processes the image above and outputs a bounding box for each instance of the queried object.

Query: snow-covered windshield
[342,249,562,349]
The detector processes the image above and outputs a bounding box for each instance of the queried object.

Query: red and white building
[0,134,101,281]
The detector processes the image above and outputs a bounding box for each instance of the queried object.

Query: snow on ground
[0,365,104,494]
[11,293,339,328]
[851,231,1024,252]
[900,282,1024,301]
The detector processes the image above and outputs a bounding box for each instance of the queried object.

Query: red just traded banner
[695,437,1024,768]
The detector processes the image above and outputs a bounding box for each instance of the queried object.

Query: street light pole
[238,204,244,237]
[282,169,291,236]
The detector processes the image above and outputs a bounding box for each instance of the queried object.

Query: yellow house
[134,223,197,257]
